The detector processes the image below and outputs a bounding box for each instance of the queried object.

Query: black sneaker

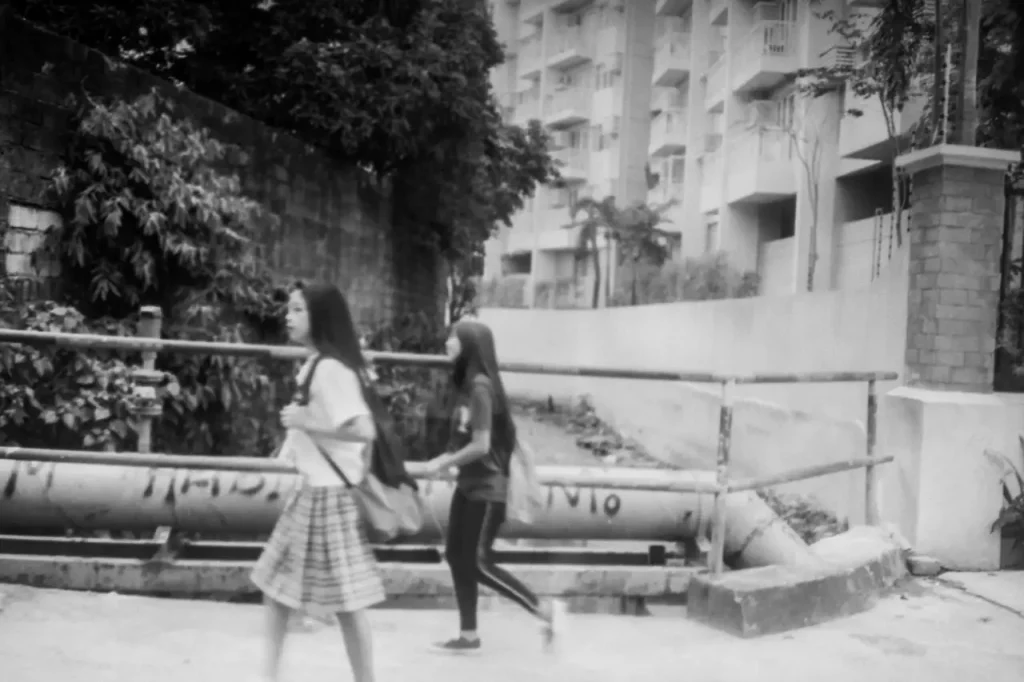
[436,637,482,651]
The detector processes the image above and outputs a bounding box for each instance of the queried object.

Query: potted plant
[986,438,1024,569]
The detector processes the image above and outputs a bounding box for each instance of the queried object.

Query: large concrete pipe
[0,460,822,569]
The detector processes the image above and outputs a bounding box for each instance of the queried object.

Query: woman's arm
[442,381,494,467]
[445,428,491,467]
[303,413,376,443]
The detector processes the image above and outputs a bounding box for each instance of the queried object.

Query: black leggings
[445,488,542,632]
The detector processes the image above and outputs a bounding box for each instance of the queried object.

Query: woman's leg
[473,502,543,619]
[337,609,375,682]
[444,488,484,645]
[262,595,291,682]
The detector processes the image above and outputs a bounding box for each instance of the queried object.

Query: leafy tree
[11,0,559,297]
[797,0,931,250]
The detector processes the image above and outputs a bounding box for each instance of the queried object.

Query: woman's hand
[424,453,456,478]
[280,404,310,430]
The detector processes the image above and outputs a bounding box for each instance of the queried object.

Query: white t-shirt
[281,355,372,488]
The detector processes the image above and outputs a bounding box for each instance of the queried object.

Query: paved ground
[2,576,1023,682]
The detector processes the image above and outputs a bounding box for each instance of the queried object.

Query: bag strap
[294,353,356,489]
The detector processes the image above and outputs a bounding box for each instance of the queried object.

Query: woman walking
[425,319,566,651]
[251,282,385,682]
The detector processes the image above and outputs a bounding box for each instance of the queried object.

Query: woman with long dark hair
[425,319,566,651]
[251,282,384,682]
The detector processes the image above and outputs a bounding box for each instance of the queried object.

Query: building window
[704,219,718,254]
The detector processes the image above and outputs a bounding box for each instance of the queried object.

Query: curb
[686,526,908,637]
[0,555,696,615]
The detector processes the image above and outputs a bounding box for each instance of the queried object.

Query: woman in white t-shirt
[250,282,384,682]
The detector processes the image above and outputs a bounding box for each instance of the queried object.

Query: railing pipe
[0,446,722,494]
[727,455,895,493]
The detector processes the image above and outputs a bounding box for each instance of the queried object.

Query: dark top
[448,375,508,503]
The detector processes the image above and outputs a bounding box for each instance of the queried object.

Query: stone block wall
[0,10,443,328]
[903,160,1007,391]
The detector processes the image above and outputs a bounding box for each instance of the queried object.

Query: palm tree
[568,195,618,308]
[615,200,678,305]
[567,196,678,308]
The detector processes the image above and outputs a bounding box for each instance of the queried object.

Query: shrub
[364,312,450,461]
[0,89,290,457]
[610,251,759,306]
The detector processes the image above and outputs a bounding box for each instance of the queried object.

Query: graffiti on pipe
[419,478,622,519]
[137,469,290,504]
[546,484,621,518]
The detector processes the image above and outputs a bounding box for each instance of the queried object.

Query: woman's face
[445,331,462,360]
[286,290,311,345]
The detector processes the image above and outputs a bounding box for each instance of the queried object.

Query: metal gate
[993,171,1024,392]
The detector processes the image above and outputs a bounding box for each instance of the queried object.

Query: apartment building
[485,0,907,307]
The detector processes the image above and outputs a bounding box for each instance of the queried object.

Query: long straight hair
[294,282,366,373]
[451,319,517,457]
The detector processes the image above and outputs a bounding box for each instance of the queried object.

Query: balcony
[652,31,691,86]
[649,109,688,157]
[551,146,590,183]
[732,21,799,94]
[548,26,594,70]
[700,150,723,212]
[506,227,535,255]
[650,86,687,114]
[544,87,592,128]
[648,172,685,206]
[512,90,541,125]
[725,128,796,204]
[704,53,727,111]
[518,36,543,78]
[838,91,927,161]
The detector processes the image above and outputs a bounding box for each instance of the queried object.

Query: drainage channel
[0,534,676,566]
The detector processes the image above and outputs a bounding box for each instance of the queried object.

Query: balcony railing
[649,108,688,156]
[513,90,541,124]
[519,36,544,76]
[725,128,796,203]
[704,53,727,110]
[650,175,685,205]
[653,30,691,86]
[551,146,590,182]
[732,20,798,92]
[548,26,593,69]
[544,87,592,127]
[651,86,687,113]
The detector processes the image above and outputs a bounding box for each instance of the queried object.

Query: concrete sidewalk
[1,578,1023,682]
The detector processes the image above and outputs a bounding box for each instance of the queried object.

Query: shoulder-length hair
[451,319,517,457]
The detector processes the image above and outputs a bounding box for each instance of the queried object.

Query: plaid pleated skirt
[251,484,386,616]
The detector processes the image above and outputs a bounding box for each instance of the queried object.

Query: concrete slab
[1,580,1023,682]
[941,571,1024,615]
[687,526,907,637]
[0,555,695,615]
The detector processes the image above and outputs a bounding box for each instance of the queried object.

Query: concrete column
[895,145,1021,392]
[681,0,709,253]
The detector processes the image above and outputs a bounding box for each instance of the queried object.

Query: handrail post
[133,306,164,454]
[864,378,880,525]
[708,378,735,576]
[134,306,172,549]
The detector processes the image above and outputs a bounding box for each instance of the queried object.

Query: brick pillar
[896,144,1021,392]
